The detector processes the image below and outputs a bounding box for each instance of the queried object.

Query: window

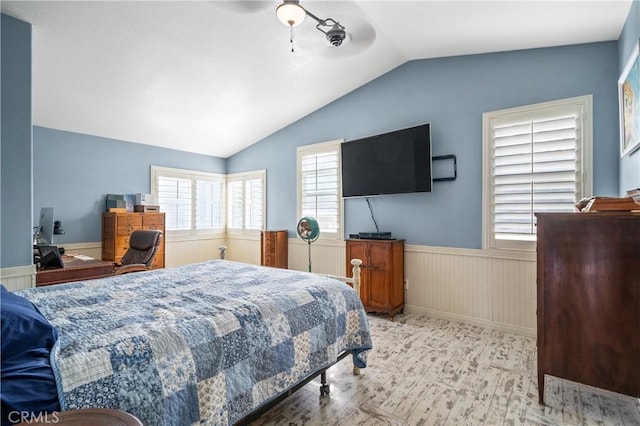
[151,166,225,235]
[297,140,342,239]
[482,95,592,250]
[226,170,265,233]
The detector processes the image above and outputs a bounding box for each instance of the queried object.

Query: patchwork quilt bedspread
[19,260,372,425]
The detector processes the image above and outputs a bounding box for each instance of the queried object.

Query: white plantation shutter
[298,141,342,238]
[227,180,244,229]
[152,166,225,235]
[245,178,264,230]
[226,171,265,232]
[157,176,192,230]
[196,179,223,230]
[483,96,592,250]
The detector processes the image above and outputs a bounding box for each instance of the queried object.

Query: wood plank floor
[252,313,640,425]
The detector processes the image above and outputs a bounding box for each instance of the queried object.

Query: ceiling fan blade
[212,1,272,14]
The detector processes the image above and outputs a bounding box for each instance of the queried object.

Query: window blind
[227,180,244,229]
[157,176,192,230]
[300,149,339,233]
[196,179,223,230]
[492,107,580,240]
[153,166,225,234]
[226,171,265,232]
[244,178,264,230]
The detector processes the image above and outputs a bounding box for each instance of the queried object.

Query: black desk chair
[114,230,162,275]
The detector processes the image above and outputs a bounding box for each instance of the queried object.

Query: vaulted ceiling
[1,1,632,157]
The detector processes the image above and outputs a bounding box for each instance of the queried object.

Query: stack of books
[578,190,640,212]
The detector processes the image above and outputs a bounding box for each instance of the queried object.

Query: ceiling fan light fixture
[276,1,306,27]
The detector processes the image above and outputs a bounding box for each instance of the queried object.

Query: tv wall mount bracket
[432,154,457,182]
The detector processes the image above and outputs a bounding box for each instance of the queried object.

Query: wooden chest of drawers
[536,213,640,403]
[102,212,165,269]
[260,230,288,268]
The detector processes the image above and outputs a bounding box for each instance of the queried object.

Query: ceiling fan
[275,0,376,54]
[277,0,346,47]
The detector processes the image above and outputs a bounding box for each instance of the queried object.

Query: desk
[36,256,115,287]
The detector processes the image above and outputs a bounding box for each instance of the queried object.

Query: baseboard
[404,304,536,338]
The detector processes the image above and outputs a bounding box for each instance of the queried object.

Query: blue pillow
[1,285,60,426]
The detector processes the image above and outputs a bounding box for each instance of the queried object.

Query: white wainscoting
[165,236,228,267]
[225,233,261,265]
[63,238,229,268]
[0,238,227,291]
[404,245,536,337]
[63,242,102,259]
[224,235,347,275]
[0,264,36,291]
[2,235,536,336]
[288,238,346,275]
[224,236,537,337]
[0,242,103,291]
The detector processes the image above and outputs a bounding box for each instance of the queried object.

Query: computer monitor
[35,207,55,245]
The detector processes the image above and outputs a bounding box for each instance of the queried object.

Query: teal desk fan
[296,216,319,272]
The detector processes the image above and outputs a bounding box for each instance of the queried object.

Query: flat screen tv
[341,123,432,197]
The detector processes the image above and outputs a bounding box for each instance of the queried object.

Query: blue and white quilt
[18,260,372,425]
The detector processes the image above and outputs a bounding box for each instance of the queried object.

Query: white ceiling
[1,0,632,158]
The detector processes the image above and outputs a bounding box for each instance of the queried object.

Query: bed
[2,259,371,425]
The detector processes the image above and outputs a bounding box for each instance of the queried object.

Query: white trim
[226,169,266,235]
[167,232,226,242]
[151,165,226,181]
[0,264,37,279]
[405,244,536,262]
[288,236,345,248]
[226,169,267,180]
[151,165,226,236]
[296,139,344,241]
[404,305,536,338]
[224,232,261,242]
[482,95,593,251]
[61,241,102,251]
[0,264,37,291]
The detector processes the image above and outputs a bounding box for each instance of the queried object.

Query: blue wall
[619,0,640,193]
[228,42,620,248]
[1,14,33,268]
[2,7,634,268]
[33,127,227,244]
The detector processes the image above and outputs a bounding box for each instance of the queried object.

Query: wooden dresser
[260,230,288,268]
[345,239,404,318]
[536,213,640,404]
[102,212,165,269]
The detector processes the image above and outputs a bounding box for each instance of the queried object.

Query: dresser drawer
[115,236,131,256]
[117,225,140,236]
[143,224,164,232]
[143,214,164,226]
[116,214,142,226]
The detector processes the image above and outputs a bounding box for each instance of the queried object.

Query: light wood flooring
[252,313,640,425]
